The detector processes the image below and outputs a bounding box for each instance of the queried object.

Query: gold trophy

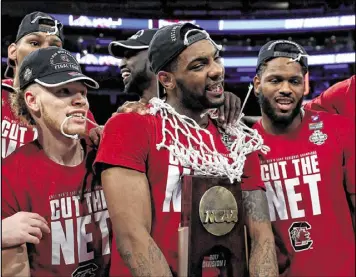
[178,175,248,277]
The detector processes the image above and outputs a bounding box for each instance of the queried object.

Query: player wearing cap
[244,74,356,127]
[109,29,160,103]
[2,11,96,158]
[95,23,278,277]
[304,75,355,118]
[109,28,243,130]
[2,47,112,277]
[252,40,355,276]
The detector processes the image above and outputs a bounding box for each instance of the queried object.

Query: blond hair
[10,86,36,126]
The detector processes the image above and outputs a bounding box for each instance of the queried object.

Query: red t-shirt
[1,79,97,158]
[253,109,355,277]
[94,112,264,276]
[2,141,112,277]
[304,75,355,118]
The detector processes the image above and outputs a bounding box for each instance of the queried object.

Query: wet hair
[256,43,308,78]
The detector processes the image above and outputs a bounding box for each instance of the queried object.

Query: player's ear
[157,71,176,91]
[253,75,261,97]
[8,43,17,66]
[24,89,40,113]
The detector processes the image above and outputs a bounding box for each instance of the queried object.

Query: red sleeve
[304,76,353,115]
[241,151,265,191]
[1,159,23,218]
[336,116,355,195]
[94,113,152,173]
[86,109,97,133]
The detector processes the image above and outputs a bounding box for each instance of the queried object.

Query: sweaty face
[173,40,225,110]
[254,57,305,126]
[35,82,89,137]
[12,31,62,67]
[120,49,154,97]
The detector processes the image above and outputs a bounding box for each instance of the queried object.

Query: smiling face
[119,49,155,97]
[254,57,305,126]
[25,82,89,137]
[159,39,225,111]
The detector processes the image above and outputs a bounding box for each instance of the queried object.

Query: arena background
[1,0,355,125]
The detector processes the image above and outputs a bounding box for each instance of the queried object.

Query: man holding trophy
[95,23,277,277]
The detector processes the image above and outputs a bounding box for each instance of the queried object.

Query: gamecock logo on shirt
[288,221,313,252]
[71,263,98,277]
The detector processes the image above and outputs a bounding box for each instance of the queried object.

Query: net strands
[149,97,270,183]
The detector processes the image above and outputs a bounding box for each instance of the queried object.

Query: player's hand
[116,101,150,116]
[217,91,241,129]
[88,126,104,146]
[2,212,51,248]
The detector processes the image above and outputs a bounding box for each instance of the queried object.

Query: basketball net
[60,115,99,140]
[149,85,270,183]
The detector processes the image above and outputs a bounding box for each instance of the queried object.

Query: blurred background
[2,0,355,124]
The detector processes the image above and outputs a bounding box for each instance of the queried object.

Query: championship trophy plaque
[178,175,247,277]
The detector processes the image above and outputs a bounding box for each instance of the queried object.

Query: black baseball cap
[1,82,15,93]
[16,11,64,43]
[148,23,222,74]
[5,12,64,79]
[256,40,308,73]
[109,29,158,58]
[18,47,99,90]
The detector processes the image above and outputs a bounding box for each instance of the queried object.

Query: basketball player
[304,74,355,117]
[2,47,112,276]
[95,23,278,277]
[252,40,355,276]
[2,11,96,159]
[110,28,243,129]
[243,74,355,127]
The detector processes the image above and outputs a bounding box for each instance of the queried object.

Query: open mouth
[205,83,224,96]
[275,97,294,111]
[66,112,86,123]
[121,68,131,85]
[66,112,85,118]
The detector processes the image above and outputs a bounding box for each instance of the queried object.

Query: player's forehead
[179,40,217,65]
[264,57,303,78]
[55,82,87,91]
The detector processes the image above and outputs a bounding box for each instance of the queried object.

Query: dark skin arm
[101,167,172,277]
[242,190,278,277]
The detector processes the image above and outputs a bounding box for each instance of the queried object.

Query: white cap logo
[130,30,144,40]
[23,67,32,81]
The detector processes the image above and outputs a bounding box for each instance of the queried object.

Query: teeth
[71,113,83,117]
[122,72,131,79]
[206,84,221,91]
[276,98,292,104]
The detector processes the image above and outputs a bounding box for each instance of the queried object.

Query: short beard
[42,105,86,137]
[257,90,303,128]
[177,79,224,111]
[124,62,152,98]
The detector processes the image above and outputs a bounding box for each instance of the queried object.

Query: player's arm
[338,117,356,231]
[303,76,354,115]
[242,190,278,277]
[101,166,173,277]
[2,164,50,248]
